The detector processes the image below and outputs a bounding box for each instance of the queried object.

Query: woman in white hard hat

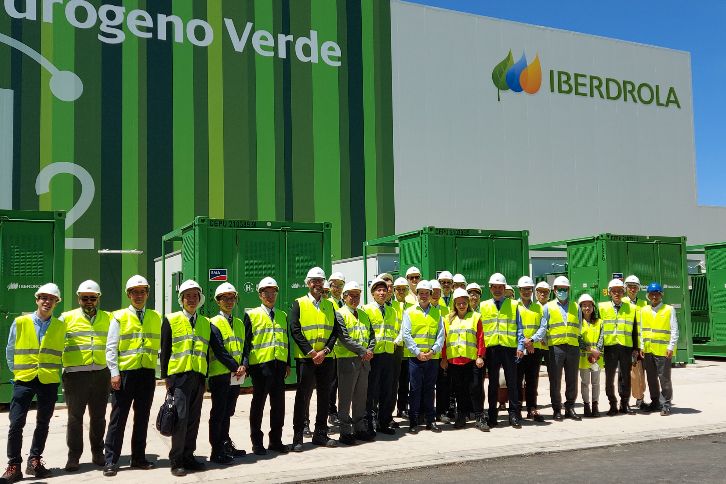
[441,289,488,431]
[578,293,603,418]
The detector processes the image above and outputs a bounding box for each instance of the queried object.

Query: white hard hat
[329,272,346,283]
[214,282,238,299]
[578,293,595,305]
[323,280,330,289]
[125,275,149,292]
[624,275,641,286]
[77,279,101,295]
[305,267,326,282]
[505,284,513,291]
[488,273,506,285]
[430,280,441,290]
[552,276,570,288]
[608,278,625,290]
[257,277,279,292]
[178,279,205,307]
[438,271,453,281]
[416,280,433,293]
[35,283,62,302]
[405,266,421,277]
[466,282,482,294]
[343,281,362,294]
[370,277,387,292]
[536,281,551,291]
[517,276,535,288]
[453,273,467,284]
[452,288,469,301]
[394,277,408,287]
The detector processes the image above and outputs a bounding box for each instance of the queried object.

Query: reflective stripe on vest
[641,304,675,357]
[599,302,636,347]
[13,315,65,383]
[480,299,518,348]
[334,306,371,358]
[208,314,245,377]
[294,297,336,359]
[114,308,161,371]
[248,307,288,365]
[61,308,111,367]
[363,303,397,354]
[167,312,210,376]
[444,311,479,360]
[579,318,604,369]
[546,300,580,347]
[403,305,441,359]
[517,300,547,350]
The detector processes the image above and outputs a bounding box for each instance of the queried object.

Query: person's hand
[590,348,601,360]
[475,357,484,368]
[639,349,645,359]
[362,350,374,361]
[666,349,673,359]
[285,365,291,378]
[417,352,428,361]
[235,366,246,378]
[111,375,121,391]
[516,349,524,360]
[312,350,327,365]
[440,358,448,369]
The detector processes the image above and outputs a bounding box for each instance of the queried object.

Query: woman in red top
[441,289,488,431]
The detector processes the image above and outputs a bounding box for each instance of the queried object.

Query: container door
[626,242,657,294]
[492,238,526,299]
[454,237,492,295]
[657,243,691,362]
[707,247,726,343]
[568,242,600,301]
[399,236,422,276]
[234,230,282,313]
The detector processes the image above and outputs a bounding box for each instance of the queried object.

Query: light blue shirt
[532,300,582,344]
[6,312,53,372]
[401,304,445,357]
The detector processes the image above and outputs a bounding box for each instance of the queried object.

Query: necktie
[380,305,385,317]
[189,315,195,328]
[137,310,143,322]
[270,310,275,321]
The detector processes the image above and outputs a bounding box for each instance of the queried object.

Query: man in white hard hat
[404,267,422,305]
[60,280,111,472]
[290,267,340,451]
[467,283,482,310]
[402,280,445,433]
[3,283,64,483]
[103,276,160,476]
[599,278,639,416]
[480,274,525,429]
[527,276,582,421]
[328,272,346,310]
[452,273,467,291]
[438,271,455,310]
[243,277,290,455]
[515,276,546,422]
[160,279,235,476]
[623,275,647,410]
[326,272,346,428]
[335,281,376,445]
[535,281,552,379]
[430,280,454,424]
[391,277,412,421]
[363,277,398,436]
[207,283,247,464]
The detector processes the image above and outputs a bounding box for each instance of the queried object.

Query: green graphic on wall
[0,0,395,309]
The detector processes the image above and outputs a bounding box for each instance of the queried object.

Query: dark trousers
[293,358,334,437]
[7,378,58,464]
[408,358,438,424]
[517,349,544,410]
[605,345,633,404]
[448,362,482,418]
[168,371,205,467]
[486,346,519,421]
[397,357,410,413]
[548,345,579,410]
[104,368,155,465]
[329,359,338,414]
[249,360,287,447]
[208,373,240,454]
[385,346,404,418]
[63,368,111,460]
[435,366,453,417]
[366,352,395,428]
[643,353,673,406]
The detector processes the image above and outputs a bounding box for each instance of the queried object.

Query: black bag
[156,390,177,437]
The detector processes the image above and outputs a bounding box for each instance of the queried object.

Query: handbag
[155,390,177,437]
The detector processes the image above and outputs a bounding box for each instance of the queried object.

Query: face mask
[555,289,569,301]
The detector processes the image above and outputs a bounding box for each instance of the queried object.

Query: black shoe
[553,409,563,421]
[565,408,582,421]
[607,402,619,416]
[92,452,106,467]
[475,416,490,432]
[583,403,592,418]
[303,424,313,438]
[291,441,304,453]
[527,409,545,422]
[328,412,341,426]
[2,463,22,483]
[171,467,186,477]
[378,426,396,435]
[224,440,247,457]
[488,416,499,427]
[252,446,267,456]
[407,424,418,434]
[311,434,338,447]
[130,459,155,470]
[26,457,52,479]
[592,402,600,418]
[339,434,357,445]
[355,431,375,442]
[619,403,636,415]
[183,457,206,471]
[453,415,466,429]
[268,443,290,454]
[390,421,400,429]
[64,458,80,472]
[509,416,522,429]
[426,422,442,432]
[103,464,117,477]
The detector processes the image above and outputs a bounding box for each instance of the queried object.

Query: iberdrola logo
[492,50,542,101]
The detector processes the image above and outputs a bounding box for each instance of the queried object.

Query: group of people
[3,266,678,481]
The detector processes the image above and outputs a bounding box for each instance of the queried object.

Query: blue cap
[646,282,663,294]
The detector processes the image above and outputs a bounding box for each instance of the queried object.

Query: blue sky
[408,0,726,206]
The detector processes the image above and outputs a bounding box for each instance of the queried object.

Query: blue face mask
[555,289,569,301]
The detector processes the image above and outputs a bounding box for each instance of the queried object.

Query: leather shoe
[252,446,267,456]
[354,431,375,442]
[390,421,400,429]
[311,434,338,447]
[565,408,582,421]
[378,426,396,435]
[183,458,206,471]
[171,467,186,477]
[268,443,289,454]
[103,464,117,477]
[64,458,80,472]
[224,440,247,457]
[302,424,313,437]
[291,441,304,453]
[527,409,545,422]
[553,410,563,421]
[211,453,233,465]
[130,459,155,470]
[509,416,522,429]
[339,434,357,446]
[607,402,619,416]
[92,453,106,467]
[619,403,636,415]
[407,424,418,434]
[426,422,442,432]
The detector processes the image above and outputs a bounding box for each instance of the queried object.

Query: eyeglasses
[80,296,98,302]
[218,296,237,302]
[36,295,57,302]
[407,275,421,281]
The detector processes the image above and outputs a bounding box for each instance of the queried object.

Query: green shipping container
[0,210,65,403]
[363,227,529,301]
[532,233,693,364]
[161,217,332,385]
[690,243,726,357]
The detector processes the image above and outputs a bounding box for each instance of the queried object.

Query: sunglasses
[407,275,421,281]
[80,296,98,302]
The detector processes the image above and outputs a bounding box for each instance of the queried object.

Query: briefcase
[155,390,177,437]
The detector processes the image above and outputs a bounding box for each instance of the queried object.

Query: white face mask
[555,289,569,302]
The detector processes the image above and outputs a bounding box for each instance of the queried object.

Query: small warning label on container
[209,269,228,281]
[612,273,623,280]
